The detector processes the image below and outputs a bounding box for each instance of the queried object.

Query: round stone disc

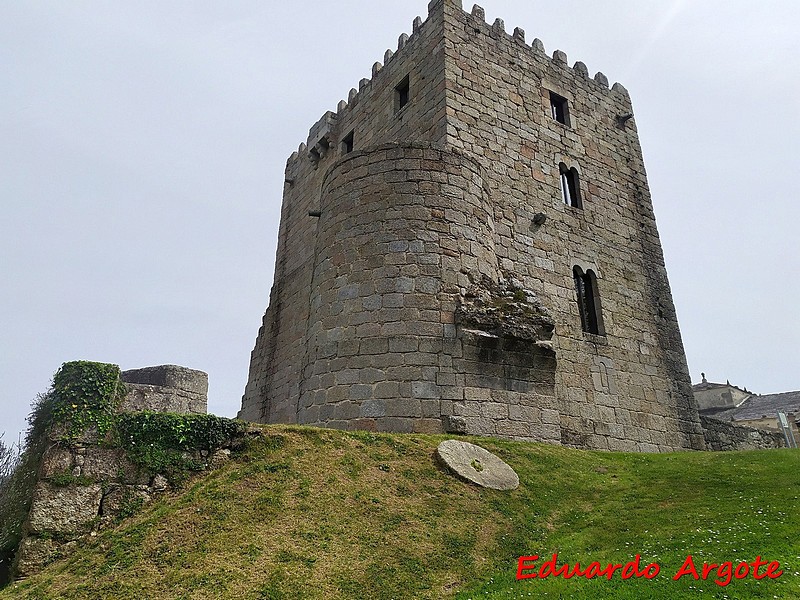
[436,439,519,490]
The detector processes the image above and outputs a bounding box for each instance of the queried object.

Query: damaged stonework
[26,482,104,535]
[456,275,555,346]
[447,276,560,443]
[11,364,241,580]
[120,364,208,414]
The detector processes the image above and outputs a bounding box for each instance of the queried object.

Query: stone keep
[239,0,706,452]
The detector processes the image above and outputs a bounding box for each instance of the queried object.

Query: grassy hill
[3,426,798,599]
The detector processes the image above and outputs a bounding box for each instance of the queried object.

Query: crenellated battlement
[244,1,705,453]
[292,10,434,166]
[288,0,632,169]
[462,3,630,97]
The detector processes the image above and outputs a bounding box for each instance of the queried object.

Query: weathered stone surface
[99,484,152,520]
[118,364,207,414]
[120,382,206,414]
[456,276,554,343]
[701,416,785,451]
[48,423,101,445]
[122,365,208,397]
[27,482,103,535]
[40,447,73,477]
[443,415,467,434]
[210,448,231,468]
[238,1,706,452]
[13,537,59,579]
[79,447,137,480]
[436,440,519,490]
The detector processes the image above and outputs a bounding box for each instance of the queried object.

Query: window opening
[341,130,354,154]
[573,266,604,335]
[549,91,569,125]
[395,75,410,111]
[559,163,582,208]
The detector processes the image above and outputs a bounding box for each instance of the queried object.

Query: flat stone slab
[436,440,519,490]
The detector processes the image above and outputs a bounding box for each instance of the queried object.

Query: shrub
[116,412,245,483]
[0,392,54,587]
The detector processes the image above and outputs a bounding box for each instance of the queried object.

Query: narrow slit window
[341,130,354,154]
[573,266,604,335]
[559,163,582,208]
[550,91,570,125]
[395,75,410,111]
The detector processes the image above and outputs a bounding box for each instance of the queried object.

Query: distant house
[693,374,799,441]
[693,376,752,413]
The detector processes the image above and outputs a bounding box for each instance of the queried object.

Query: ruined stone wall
[121,364,207,414]
[440,1,703,451]
[12,366,224,579]
[240,1,449,424]
[701,416,786,451]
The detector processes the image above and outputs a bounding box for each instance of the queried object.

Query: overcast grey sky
[2,1,798,445]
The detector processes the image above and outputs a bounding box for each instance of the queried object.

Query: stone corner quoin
[239,1,707,452]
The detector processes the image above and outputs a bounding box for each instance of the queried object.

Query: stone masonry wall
[295,140,560,440]
[240,1,449,424]
[240,0,706,451]
[440,1,704,450]
[13,365,220,579]
[121,364,207,414]
[701,415,786,451]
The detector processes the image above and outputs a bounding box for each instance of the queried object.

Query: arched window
[573,266,604,335]
[559,163,582,208]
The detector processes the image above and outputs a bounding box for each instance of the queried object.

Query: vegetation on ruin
[51,361,125,440]
[0,361,126,581]
[0,362,243,586]
[1,425,797,599]
[0,392,56,585]
[116,412,245,484]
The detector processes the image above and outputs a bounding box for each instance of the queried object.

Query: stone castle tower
[239,0,706,452]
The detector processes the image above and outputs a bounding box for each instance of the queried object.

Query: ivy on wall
[116,412,245,483]
[45,361,245,481]
[1,360,247,587]
[51,361,125,440]
[0,358,126,585]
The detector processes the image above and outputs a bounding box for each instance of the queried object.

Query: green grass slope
[3,426,798,600]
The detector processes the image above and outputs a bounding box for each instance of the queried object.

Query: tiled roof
[702,390,800,422]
